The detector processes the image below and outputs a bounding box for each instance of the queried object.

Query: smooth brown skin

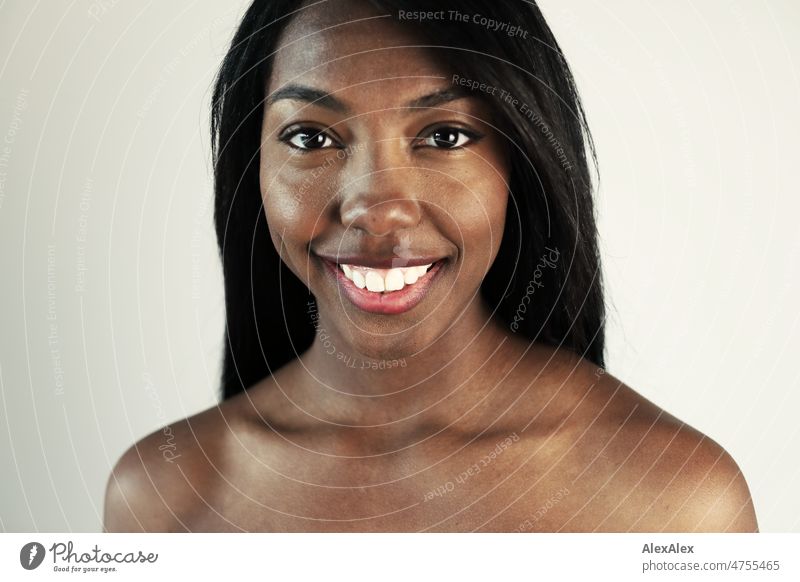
[104,2,758,532]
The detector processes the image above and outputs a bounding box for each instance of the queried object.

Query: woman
[104,0,757,532]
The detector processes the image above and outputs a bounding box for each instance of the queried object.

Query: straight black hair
[211,0,605,400]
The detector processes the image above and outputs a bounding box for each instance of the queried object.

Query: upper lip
[314,253,447,269]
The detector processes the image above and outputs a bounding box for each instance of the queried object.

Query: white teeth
[338,262,435,293]
[365,270,385,292]
[351,270,366,289]
[385,269,405,291]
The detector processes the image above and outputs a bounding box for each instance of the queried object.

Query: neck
[295,297,518,428]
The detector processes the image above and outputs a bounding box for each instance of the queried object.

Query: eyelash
[278,124,483,153]
[280,127,341,152]
[417,126,483,149]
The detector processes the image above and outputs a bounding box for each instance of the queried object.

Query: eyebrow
[265,84,472,113]
[266,84,348,113]
[406,87,470,109]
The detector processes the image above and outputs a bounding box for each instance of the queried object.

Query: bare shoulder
[524,348,758,532]
[579,359,757,531]
[103,399,238,532]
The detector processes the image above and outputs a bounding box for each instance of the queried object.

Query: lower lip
[321,259,445,315]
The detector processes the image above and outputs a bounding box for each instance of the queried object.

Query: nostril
[340,198,421,237]
[362,214,394,238]
[339,206,369,230]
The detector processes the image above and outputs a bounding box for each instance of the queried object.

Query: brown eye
[283,127,338,150]
[420,126,480,149]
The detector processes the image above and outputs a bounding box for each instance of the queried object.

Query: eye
[281,126,340,151]
[418,126,481,149]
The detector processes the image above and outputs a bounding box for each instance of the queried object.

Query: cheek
[259,157,338,255]
[439,163,508,278]
[463,193,507,279]
[260,166,303,259]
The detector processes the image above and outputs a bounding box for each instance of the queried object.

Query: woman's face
[260,1,510,358]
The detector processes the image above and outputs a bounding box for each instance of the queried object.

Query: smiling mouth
[319,257,446,315]
[339,263,434,293]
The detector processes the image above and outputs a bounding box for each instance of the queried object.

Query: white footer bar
[1,533,796,581]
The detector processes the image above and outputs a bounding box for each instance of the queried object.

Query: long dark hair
[211,0,605,400]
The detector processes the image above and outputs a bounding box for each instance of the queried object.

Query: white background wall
[0,0,797,532]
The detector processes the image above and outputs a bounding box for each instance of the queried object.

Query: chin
[340,316,440,361]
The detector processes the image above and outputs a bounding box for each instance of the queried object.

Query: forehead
[268,1,452,102]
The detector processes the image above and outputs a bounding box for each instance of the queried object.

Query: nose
[339,146,422,237]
